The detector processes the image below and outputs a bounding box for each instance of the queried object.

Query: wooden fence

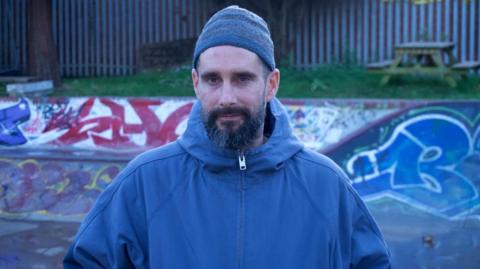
[1,0,479,77]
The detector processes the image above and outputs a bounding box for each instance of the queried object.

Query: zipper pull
[238,153,247,171]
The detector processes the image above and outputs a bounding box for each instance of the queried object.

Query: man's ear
[192,68,200,98]
[265,68,280,102]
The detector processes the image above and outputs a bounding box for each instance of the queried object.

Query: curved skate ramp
[1,97,479,268]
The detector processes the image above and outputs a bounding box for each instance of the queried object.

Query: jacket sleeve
[63,170,148,269]
[346,183,391,269]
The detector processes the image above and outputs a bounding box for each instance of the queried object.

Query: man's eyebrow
[200,71,259,79]
[233,71,258,79]
[200,71,220,79]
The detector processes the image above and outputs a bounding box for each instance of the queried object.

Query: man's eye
[205,76,220,84]
[238,75,252,82]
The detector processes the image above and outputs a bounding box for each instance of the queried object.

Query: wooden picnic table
[368,41,475,87]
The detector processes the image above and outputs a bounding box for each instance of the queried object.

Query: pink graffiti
[47,98,192,148]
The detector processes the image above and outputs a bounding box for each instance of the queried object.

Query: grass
[2,66,480,99]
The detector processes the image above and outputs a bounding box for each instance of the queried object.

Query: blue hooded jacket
[64,98,390,268]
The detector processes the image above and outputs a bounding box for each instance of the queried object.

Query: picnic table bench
[367,41,480,87]
[451,61,480,75]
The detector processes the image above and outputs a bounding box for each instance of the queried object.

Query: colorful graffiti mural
[1,98,479,222]
[0,158,123,217]
[327,104,480,221]
[0,97,398,218]
[322,103,480,268]
[0,97,396,152]
[0,99,30,146]
[286,103,395,150]
[0,98,193,150]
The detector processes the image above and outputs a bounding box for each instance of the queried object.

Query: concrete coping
[6,80,53,97]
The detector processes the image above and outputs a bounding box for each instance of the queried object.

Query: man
[64,5,390,269]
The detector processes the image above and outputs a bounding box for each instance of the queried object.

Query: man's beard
[202,102,265,151]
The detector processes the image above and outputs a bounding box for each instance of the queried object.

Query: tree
[27,0,61,87]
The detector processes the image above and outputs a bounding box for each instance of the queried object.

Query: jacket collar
[177,98,303,173]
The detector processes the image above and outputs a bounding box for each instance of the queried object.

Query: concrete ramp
[1,97,479,268]
[0,149,127,268]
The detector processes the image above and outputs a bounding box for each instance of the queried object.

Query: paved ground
[0,218,79,269]
[3,198,479,268]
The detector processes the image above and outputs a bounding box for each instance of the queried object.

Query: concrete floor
[0,218,79,269]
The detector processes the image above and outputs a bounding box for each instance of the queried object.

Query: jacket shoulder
[294,148,350,181]
[126,141,186,172]
[108,141,188,203]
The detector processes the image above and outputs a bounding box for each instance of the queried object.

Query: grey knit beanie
[193,5,275,71]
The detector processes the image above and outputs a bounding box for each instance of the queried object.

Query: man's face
[192,45,279,150]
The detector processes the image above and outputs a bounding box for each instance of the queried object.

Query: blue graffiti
[347,114,480,220]
[475,125,480,153]
[0,99,30,146]
[0,255,19,266]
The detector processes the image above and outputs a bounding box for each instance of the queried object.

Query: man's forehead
[197,45,263,71]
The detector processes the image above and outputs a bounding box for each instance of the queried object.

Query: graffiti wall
[1,97,479,267]
[327,103,480,220]
[0,97,401,152]
[0,97,192,151]
[1,97,479,219]
[0,157,123,220]
[325,102,480,268]
[0,97,403,217]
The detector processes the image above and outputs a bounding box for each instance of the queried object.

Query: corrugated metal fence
[51,0,211,77]
[294,0,480,68]
[1,0,479,77]
[0,0,28,75]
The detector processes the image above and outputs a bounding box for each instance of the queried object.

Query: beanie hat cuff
[193,34,275,71]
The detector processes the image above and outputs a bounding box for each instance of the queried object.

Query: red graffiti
[48,98,192,149]
[42,98,77,132]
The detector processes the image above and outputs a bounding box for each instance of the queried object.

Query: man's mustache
[208,107,250,120]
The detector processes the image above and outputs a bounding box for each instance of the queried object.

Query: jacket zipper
[238,153,247,170]
[237,152,246,269]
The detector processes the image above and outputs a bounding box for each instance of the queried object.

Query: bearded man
[64,5,391,269]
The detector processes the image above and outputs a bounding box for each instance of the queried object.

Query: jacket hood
[177,98,303,172]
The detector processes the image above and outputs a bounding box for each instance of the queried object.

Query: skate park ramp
[1,97,479,268]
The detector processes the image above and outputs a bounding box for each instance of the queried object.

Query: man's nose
[219,83,236,107]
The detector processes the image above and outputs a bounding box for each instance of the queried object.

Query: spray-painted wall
[0,97,400,152]
[0,97,479,267]
[327,103,480,220]
[324,102,480,268]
